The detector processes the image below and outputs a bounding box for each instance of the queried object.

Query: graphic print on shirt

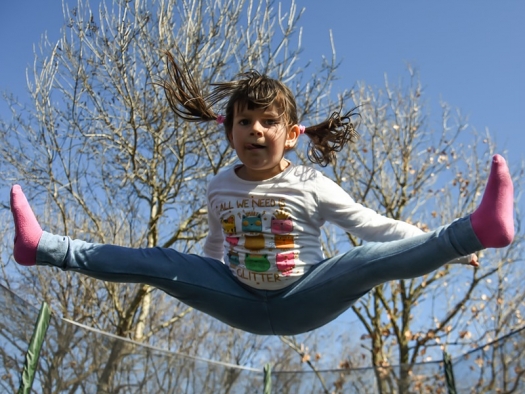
[242,212,263,233]
[222,215,240,266]
[245,253,271,272]
[271,209,297,273]
[217,197,302,284]
[242,212,265,250]
[275,251,297,275]
[228,250,240,266]
[225,235,239,246]
[271,210,294,234]
[244,234,265,250]
[221,215,236,235]
[271,210,295,249]
[274,234,294,249]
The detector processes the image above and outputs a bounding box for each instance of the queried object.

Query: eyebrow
[235,109,280,117]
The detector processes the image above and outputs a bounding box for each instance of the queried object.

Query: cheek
[268,128,288,146]
[270,127,286,138]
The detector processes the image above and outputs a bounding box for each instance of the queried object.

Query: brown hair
[162,52,358,166]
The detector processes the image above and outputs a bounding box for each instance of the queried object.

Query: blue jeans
[36,217,482,335]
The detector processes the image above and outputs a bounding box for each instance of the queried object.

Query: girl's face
[228,104,300,181]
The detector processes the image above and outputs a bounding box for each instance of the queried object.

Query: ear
[227,131,235,148]
[284,124,300,150]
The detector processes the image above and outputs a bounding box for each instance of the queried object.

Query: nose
[250,121,264,137]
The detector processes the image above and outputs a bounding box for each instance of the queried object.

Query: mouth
[245,143,266,150]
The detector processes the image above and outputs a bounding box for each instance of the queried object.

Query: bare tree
[303,70,525,392]
[0,0,342,391]
[1,0,524,392]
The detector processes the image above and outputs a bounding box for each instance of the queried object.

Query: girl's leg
[36,232,275,333]
[10,185,42,266]
[269,218,481,334]
[10,187,273,334]
[470,154,514,247]
[268,155,515,335]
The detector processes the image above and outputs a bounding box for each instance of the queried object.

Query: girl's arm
[316,175,424,242]
[316,175,477,265]
[203,189,226,262]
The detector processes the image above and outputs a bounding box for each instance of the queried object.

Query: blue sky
[1,1,523,165]
[0,1,523,363]
[299,1,524,163]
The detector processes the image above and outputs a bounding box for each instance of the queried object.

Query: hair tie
[216,115,225,124]
[298,125,306,135]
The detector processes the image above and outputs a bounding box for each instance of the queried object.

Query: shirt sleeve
[203,180,226,262]
[316,174,424,242]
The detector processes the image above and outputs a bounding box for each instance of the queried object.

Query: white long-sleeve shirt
[203,163,431,290]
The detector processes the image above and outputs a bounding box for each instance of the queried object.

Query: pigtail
[161,52,219,122]
[303,109,359,167]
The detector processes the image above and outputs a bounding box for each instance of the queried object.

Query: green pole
[263,363,272,394]
[443,350,457,394]
[18,302,51,394]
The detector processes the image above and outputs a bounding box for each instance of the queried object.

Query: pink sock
[470,154,514,248]
[10,185,43,266]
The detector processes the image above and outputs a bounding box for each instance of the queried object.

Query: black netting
[1,283,524,393]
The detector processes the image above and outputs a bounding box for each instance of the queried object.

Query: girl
[10,55,514,336]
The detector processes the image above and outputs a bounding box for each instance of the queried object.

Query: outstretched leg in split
[10,185,43,266]
[9,185,274,334]
[470,154,514,248]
